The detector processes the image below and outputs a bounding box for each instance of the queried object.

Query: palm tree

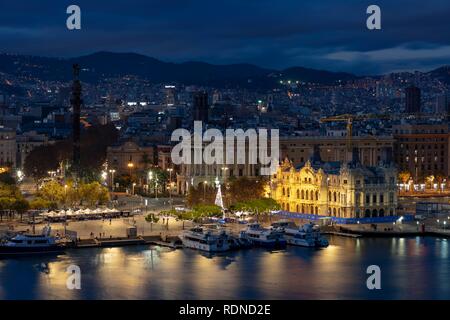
[398,171,411,193]
[435,173,446,192]
[426,175,435,190]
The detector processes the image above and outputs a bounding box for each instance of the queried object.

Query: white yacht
[284,222,329,248]
[179,227,231,252]
[0,226,65,256]
[239,223,286,248]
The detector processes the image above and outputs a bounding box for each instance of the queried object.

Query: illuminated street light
[109,169,116,191]
[16,170,24,182]
[203,180,208,201]
[167,168,174,207]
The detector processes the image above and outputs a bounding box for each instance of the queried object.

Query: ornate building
[272,147,398,218]
[106,141,155,175]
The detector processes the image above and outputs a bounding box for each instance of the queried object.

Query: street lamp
[101,170,107,185]
[109,169,116,191]
[148,170,153,196]
[127,161,134,176]
[167,168,174,207]
[203,180,208,202]
[221,166,228,186]
[64,184,68,235]
[128,162,134,193]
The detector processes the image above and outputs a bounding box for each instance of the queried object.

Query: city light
[1,2,450,302]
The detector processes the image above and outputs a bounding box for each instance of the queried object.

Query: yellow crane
[319,114,391,152]
[320,113,441,152]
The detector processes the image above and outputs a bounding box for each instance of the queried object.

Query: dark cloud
[0,0,449,74]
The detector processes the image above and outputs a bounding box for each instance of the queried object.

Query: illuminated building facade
[106,141,155,175]
[272,148,398,218]
[393,123,450,182]
[280,135,394,168]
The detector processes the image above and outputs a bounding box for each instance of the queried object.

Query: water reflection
[0,236,449,299]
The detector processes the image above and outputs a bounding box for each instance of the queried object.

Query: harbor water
[0,235,449,299]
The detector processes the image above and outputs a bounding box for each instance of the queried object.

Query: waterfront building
[271,147,398,218]
[279,135,395,168]
[106,141,155,175]
[176,157,261,195]
[393,123,450,182]
[176,137,262,195]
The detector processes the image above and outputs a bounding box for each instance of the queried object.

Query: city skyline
[2,0,450,305]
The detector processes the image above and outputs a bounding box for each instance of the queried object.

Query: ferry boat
[239,223,286,248]
[0,226,65,256]
[179,227,231,252]
[284,222,329,248]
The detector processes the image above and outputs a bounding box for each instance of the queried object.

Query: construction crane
[319,114,391,152]
[320,112,442,152]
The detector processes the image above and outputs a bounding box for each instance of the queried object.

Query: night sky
[1,0,450,75]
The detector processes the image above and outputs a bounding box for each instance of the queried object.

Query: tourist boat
[179,227,231,252]
[283,222,329,248]
[239,223,286,248]
[0,225,65,256]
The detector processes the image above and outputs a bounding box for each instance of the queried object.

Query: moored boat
[239,223,286,248]
[179,226,231,252]
[284,222,329,248]
[0,226,65,256]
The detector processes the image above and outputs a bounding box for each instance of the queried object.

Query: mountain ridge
[0,51,449,88]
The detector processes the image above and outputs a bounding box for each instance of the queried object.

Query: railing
[273,211,415,225]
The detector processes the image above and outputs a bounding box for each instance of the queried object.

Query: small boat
[284,222,329,248]
[239,223,286,248]
[0,225,65,256]
[179,226,231,252]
